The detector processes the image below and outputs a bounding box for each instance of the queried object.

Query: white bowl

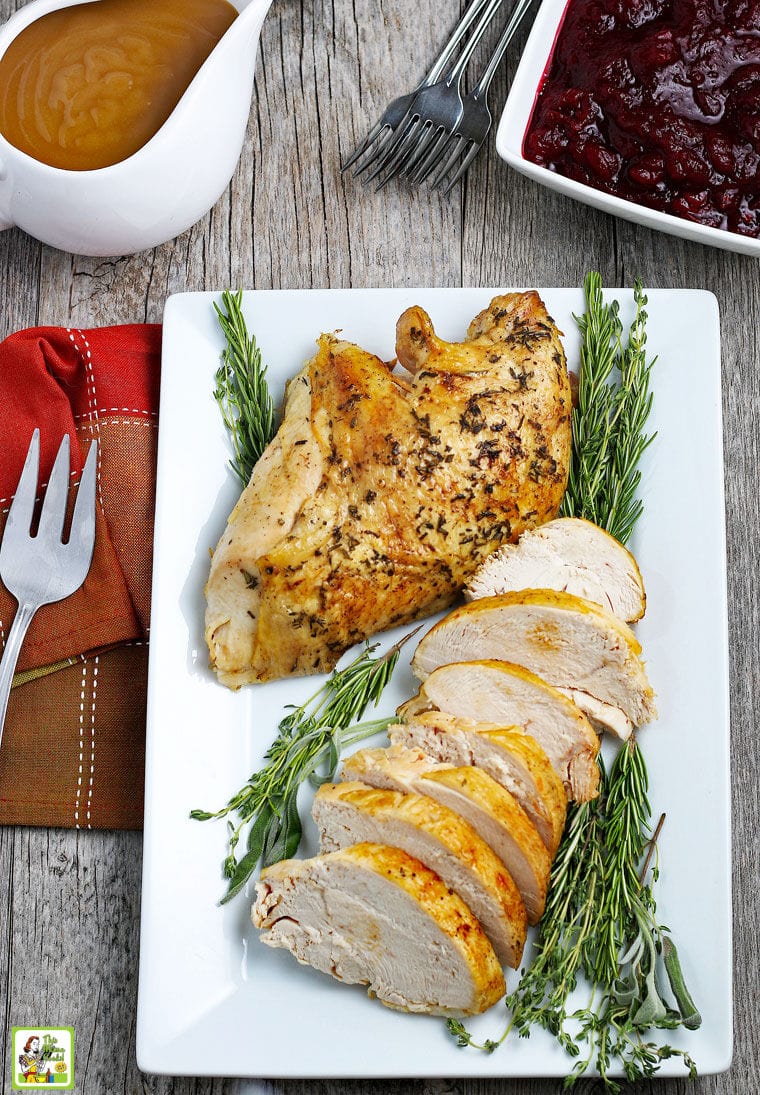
[495,0,760,258]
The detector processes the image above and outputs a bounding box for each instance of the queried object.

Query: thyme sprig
[447,743,700,1089]
[192,634,413,903]
[561,273,656,545]
[213,288,276,484]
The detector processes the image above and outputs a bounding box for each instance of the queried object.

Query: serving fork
[0,430,98,746]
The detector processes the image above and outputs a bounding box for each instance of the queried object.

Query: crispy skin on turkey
[389,711,567,855]
[252,842,505,1016]
[465,517,646,622]
[412,591,657,728]
[342,746,550,924]
[205,292,571,686]
[313,781,527,968]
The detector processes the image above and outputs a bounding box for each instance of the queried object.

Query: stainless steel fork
[364,0,507,188]
[342,0,493,175]
[0,429,98,745]
[422,0,536,193]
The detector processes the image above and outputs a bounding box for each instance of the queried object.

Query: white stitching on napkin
[85,655,98,828]
[67,328,104,512]
[74,660,87,828]
[73,408,157,421]
[78,417,156,431]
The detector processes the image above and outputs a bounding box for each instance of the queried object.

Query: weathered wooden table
[0,0,754,1092]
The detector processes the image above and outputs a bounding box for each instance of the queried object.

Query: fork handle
[473,0,536,97]
[425,0,493,85]
[0,600,38,750]
[447,0,506,85]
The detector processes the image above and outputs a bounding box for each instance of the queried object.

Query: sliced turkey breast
[313,781,527,968]
[400,660,599,800]
[557,687,634,740]
[253,842,505,1016]
[412,591,657,728]
[342,745,550,924]
[389,711,567,855]
[465,517,646,622]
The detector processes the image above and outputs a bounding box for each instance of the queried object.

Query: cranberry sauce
[523,0,760,237]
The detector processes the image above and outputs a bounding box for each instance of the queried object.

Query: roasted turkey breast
[389,711,567,855]
[313,781,527,967]
[400,659,600,801]
[412,591,657,728]
[252,842,506,1016]
[465,517,646,622]
[205,292,571,686]
[342,746,550,924]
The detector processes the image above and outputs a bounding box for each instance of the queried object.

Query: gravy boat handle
[237,0,274,38]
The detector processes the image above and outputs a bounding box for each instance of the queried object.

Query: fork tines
[343,0,536,194]
[0,430,98,746]
[342,0,495,183]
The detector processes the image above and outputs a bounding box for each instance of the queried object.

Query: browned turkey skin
[205,292,572,686]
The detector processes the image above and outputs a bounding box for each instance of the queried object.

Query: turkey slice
[556,687,634,741]
[465,517,646,622]
[389,711,567,855]
[412,591,657,728]
[342,745,550,924]
[401,659,600,800]
[313,781,527,968]
[252,842,505,1016]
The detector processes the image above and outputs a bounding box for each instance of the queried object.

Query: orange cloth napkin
[0,324,161,829]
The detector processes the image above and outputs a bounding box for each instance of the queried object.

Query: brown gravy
[0,0,238,170]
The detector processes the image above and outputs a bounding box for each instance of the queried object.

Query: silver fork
[0,429,98,745]
[342,0,493,175]
[365,0,506,188]
[423,0,536,194]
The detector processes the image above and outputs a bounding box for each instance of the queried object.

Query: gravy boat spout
[0,0,274,255]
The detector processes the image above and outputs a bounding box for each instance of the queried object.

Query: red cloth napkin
[0,324,161,829]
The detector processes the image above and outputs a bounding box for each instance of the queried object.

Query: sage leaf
[261,791,302,868]
[663,936,702,1030]
[247,802,274,856]
[220,845,263,905]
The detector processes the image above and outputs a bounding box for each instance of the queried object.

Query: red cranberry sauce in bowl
[523,0,760,238]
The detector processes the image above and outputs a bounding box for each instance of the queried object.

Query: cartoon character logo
[11,1026,73,1089]
[17,1036,51,1084]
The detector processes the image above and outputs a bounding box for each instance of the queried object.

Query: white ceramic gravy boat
[0,0,273,255]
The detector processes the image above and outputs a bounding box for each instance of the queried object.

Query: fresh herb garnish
[447,744,700,1089]
[192,633,414,903]
[213,288,276,484]
[447,276,700,1087]
[561,273,656,544]
[514,742,699,1090]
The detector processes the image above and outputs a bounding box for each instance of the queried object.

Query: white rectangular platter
[137,287,731,1079]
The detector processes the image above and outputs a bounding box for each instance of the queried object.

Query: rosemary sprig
[213,288,276,484]
[192,633,413,903]
[561,273,656,546]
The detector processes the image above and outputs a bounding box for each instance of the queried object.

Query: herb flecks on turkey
[205,292,572,686]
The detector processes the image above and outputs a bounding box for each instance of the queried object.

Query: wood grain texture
[0,0,754,1091]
